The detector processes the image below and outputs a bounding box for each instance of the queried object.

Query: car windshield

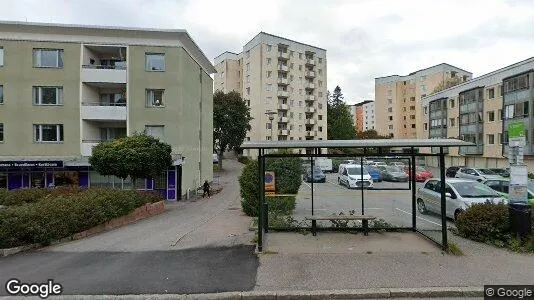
[347,167,368,175]
[478,169,497,175]
[450,181,500,198]
[386,166,402,172]
[367,166,378,172]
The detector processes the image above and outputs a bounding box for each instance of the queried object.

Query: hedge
[0,188,163,248]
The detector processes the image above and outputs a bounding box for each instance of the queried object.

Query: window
[145,125,164,140]
[0,123,3,141]
[318,115,323,120]
[266,84,272,92]
[299,125,303,132]
[246,75,250,83]
[266,123,271,130]
[299,53,303,59]
[33,87,62,105]
[266,58,271,65]
[318,92,323,97]
[246,51,250,58]
[403,107,407,112]
[388,125,393,129]
[403,116,406,120]
[0,85,3,104]
[299,113,302,120]
[318,81,323,87]
[389,116,393,121]
[299,89,303,95]
[424,106,428,114]
[33,49,63,68]
[318,69,322,75]
[424,123,428,130]
[266,45,272,52]
[290,100,294,107]
[450,99,455,108]
[145,53,165,71]
[246,63,250,71]
[146,89,164,107]
[388,99,392,105]
[318,103,323,109]
[488,111,495,122]
[387,90,392,97]
[498,109,503,120]
[299,65,302,71]
[488,88,495,99]
[299,101,302,107]
[450,118,455,127]
[0,47,3,67]
[487,134,495,145]
[289,51,294,57]
[290,63,294,69]
[290,75,294,81]
[265,97,272,104]
[34,124,63,142]
[410,106,415,110]
[318,126,323,132]
[410,115,416,120]
[411,124,416,128]
[420,75,426,81]
[267,71,272,78]
[290,112,294,118]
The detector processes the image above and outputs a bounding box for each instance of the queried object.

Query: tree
[356,129,391,140]
[89,133,173,186]
[431,76,464,94]
[213,90,252,169]
[327,86,357,140]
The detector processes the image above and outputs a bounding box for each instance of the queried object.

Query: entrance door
[167,169,176,200]
[176,165,182,200]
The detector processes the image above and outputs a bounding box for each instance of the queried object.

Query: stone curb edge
[1,287,484,299]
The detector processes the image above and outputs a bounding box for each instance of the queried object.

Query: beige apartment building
[375,64,472,140]
[422,57,534,170]
[0,21,216,200]
[214,32,327,156]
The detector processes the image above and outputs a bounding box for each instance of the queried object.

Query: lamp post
[265,110,277,141]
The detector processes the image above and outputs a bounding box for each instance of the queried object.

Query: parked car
[446,166,465,178]
[389,161,406,168]
[455,167,503,182]
[315,158,333,173]
[369,161,387,168]
[378,166,409,182]
[304,166,326,183]
[488,168,510,178]
[481,178,534,204]
[416,178,507,221]
[213,153,219,164]
[366,166,383,182]
[338,163,374,189]
[404,166,433,182]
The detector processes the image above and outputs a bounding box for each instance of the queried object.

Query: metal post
[360,155,364,216]
[411,147,416,231]
[258,149,264,252]
[311,152,315,216]
[263,153,269,233]
[439,147,448,250]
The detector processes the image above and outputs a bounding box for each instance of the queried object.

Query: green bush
[267,196,296,215]
[239,152,301,217]
[0,188,162,248]
[237,156,251,165]
[455,203,510,243]
[0,187,84,206]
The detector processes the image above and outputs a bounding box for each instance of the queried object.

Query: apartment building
[422,57,534,170]
[375,64,472,139]
[214,32,327,155]
[0,21,216,200]
[362,101,376,131]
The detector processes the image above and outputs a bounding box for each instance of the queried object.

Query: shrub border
[0,200,165,257]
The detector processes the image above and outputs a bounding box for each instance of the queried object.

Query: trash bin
[508,202,532,237]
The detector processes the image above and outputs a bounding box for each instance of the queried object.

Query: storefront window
[0,173,6,189]
[31,172,45,188]
[54,171,79,187]
[154,171,166,189]
[133,178,146,190]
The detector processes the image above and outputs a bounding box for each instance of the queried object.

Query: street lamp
[265,110,277,141]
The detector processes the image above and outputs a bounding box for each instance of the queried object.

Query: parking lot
[290,168,455,233]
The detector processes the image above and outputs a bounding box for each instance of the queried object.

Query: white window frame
[487,134,495,145]
[146,89,165,107]
[33,48,64,68]
[0,47,3,67]
[145,125,165,140]
[145,53,166,72]
[34,124,63,143]
[33,86,63,105]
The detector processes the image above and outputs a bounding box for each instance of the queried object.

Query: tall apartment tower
[214,32,328,155]
[375,64,472,139]
[0,21,216,200]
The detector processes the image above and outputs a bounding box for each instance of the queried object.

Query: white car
[370,162,387,167]
[213,153,219,164]
[338,163,373,189]
[455,167,503,182]
[416,178,506,221]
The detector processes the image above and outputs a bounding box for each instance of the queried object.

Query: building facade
[421,57,534,170]
[214,32,327,155]
[351,100,374,132]
[0,21,216,200]
[375,64,472,139]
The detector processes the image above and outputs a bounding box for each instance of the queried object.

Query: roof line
[214,51,241,60]
[0,20,189,33]
[375,62,472,80]
[245,31,327,51]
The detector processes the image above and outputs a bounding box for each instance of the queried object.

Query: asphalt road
[0,245,258,295]
[292,170,455,232]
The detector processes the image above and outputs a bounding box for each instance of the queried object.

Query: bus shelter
[239,139,474,252]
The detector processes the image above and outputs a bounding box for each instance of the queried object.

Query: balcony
[277,90,289,98]
[278,104,289,110]
[278,117,289,123]
[81,65,127,84]
[277,78,289,85]
[81,45,127,84]
[305,83,315,90]
[278,129,289,136]
[306,58,315,66]
[459,145,484,155]
[306,130,317,137]
[305,71,316,78]
[81,102,127,121]
[305,95,315,102]
[81,141,100,156]
[306,107,316,113]
[306,118,316,125]
[278,64,289,72]
[278,52,289,59]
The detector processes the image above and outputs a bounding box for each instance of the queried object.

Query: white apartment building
[362,101,375,131]
[214,32,327,155]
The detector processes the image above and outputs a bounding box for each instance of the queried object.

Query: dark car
[304,166,326,183]
[378,166,408,182]
[488,168,510,178]
[446,166,465,178]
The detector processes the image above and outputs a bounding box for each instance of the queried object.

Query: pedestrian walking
[202,180,211,198]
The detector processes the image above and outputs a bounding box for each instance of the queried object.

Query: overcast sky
[1,0,534,104]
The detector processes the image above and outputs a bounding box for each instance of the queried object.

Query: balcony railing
[81,101,127,120]
[277,78,289,85]
[305,71,316,78]
[306,58,315,66]
[306,83,315,89]
[278,117,289,123]
[82,63,127,70]
[278,52,289,59]
[306,119,316,125]
[82,101,126,106]
[305,95,315,101]
[278,129,289,136]
[277,90,289,98]
[306,130,317,137]
[306,107,316,113]
[278,64,289,72]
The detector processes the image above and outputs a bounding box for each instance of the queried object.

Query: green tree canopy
[327,86,357,140]
[356,129,391,139]
[89,133,173,183]
[213,90,252,167]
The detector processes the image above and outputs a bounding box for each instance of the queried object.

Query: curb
[4,287,484,299]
